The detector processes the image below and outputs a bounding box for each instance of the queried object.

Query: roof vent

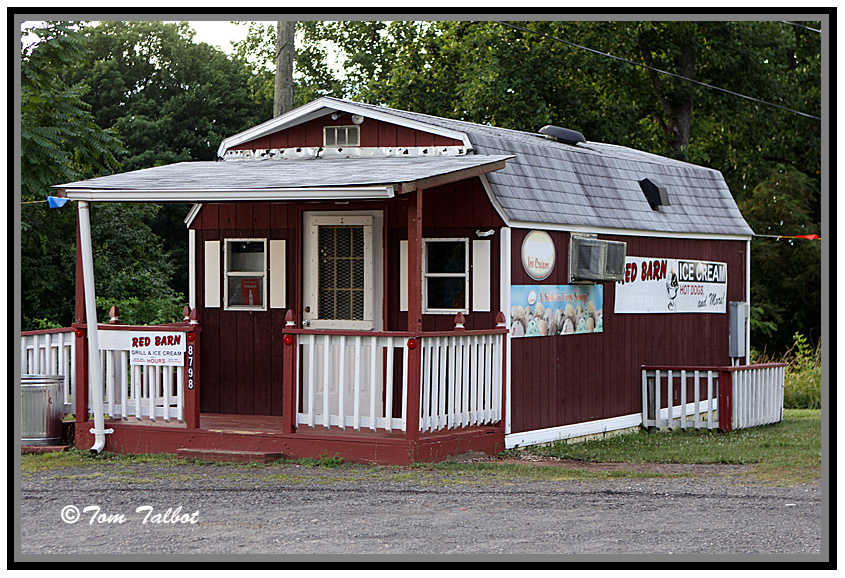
[639,178,670,211]
[538,125,586,145]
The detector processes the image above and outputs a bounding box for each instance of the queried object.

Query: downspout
[77,200,113,453]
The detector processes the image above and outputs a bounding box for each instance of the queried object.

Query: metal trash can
[21,375,64,446]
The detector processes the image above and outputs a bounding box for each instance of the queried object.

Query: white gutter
[63,185,396,203]
[505,219,754,242]
[77,201,113,453]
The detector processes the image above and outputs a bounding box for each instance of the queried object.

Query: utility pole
[274,20,295,117]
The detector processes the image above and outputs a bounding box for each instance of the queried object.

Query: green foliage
[755,333,822,409]
[740,166,821,352]
[317,452,344,468]
[20,21,124,201]
[70,21,272,172]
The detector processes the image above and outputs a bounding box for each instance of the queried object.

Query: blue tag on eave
[47,196,69,208]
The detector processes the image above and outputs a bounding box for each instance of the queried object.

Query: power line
[493,20,821,121]
[781,21,821,33]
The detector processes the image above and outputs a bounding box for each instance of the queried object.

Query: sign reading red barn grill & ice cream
[129,332,187,366]
[614,256,727,313]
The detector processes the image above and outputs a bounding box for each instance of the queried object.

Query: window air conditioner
[569,235,627,283]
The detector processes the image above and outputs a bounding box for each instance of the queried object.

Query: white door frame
[302,210,384,331]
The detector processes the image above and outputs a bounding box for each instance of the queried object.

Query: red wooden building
[43,97,781,465]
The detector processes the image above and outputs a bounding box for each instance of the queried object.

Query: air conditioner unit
[569,235,627,283]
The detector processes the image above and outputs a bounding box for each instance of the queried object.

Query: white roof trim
[216,97,471,158]
[183,203,202,227]
[64,186,396,203]
[506,220,753,242]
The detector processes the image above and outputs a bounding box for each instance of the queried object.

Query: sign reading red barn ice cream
[614,256,727,314]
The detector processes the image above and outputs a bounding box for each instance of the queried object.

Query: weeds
[754,332,822,409]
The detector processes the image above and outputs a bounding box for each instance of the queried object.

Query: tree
[274,20,295,116]
[20,22,183,329]
[66,21,275,299]
[187,19,826,353]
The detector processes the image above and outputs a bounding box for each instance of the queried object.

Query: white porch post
[77,200,113,452]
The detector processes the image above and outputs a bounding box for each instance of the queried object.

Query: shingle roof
[56,155,511,201]
[323,98,754,237]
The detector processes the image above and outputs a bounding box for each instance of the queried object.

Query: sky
[176,20,260,54]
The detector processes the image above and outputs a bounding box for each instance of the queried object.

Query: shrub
[782,333,822,409]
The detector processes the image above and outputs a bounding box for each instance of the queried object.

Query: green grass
[20,411,821,485]
[529,409,821,485]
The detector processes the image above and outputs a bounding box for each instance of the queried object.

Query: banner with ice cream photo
[509,284,604,338]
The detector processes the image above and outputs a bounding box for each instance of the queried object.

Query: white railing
[297,333,409,432]
[641,368,722,430]
[419,332,504,433]
[97,328,185,422]
[642,363,786,431]
[732,364,785,429]
[20,329,76,412]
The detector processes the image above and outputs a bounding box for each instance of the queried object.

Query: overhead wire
[780,21,821,33]
[492,20,821,121]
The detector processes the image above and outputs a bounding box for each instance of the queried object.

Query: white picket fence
[731,364,785,429]
[419,333,504,432]
[21,327,187,422]
[642,363,786,431]
[20,330,75,412]
[297,333,409,432]
[296,330,506,434]
[95,330,185,422]
[641,368,722,430]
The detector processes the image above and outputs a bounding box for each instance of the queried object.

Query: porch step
[176,448,283,464]
[20,445,71,455]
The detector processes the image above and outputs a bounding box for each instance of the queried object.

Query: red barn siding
[192,202,299,416]
[508,229,747,434]
[230,117,463,151]
[191,175,501,418]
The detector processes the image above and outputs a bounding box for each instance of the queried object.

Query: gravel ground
[17,456,824,559]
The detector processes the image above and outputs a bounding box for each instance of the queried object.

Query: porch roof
[55,155,511,202]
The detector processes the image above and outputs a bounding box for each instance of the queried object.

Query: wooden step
[176,448,283,464]
[20,445,70,455]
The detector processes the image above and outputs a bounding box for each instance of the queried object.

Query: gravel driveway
[16,457,824,559]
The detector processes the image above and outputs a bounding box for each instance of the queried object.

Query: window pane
[227,276,264,307]
[325,129,336,146]
[426,277,465,310]
[426,241,465,274]
[317,225,366,320]
[228,241,264,272]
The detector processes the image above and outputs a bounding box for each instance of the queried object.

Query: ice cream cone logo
[666,268,679,311]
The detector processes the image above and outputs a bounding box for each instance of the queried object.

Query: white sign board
[614,256,727,314]
[521,230,555,280]
[129,332,187,366]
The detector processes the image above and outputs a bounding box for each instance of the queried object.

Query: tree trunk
[274,21,296,117]
[639,32,696,160]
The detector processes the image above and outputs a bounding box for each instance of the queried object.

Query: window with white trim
[423,239,469,314]
[324,125,360,147]
[223,239,267,310]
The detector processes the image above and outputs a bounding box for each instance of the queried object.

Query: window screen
[317,225,366,320]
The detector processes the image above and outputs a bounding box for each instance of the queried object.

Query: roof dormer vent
[639,178,670,211]
[538,125,586,145]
